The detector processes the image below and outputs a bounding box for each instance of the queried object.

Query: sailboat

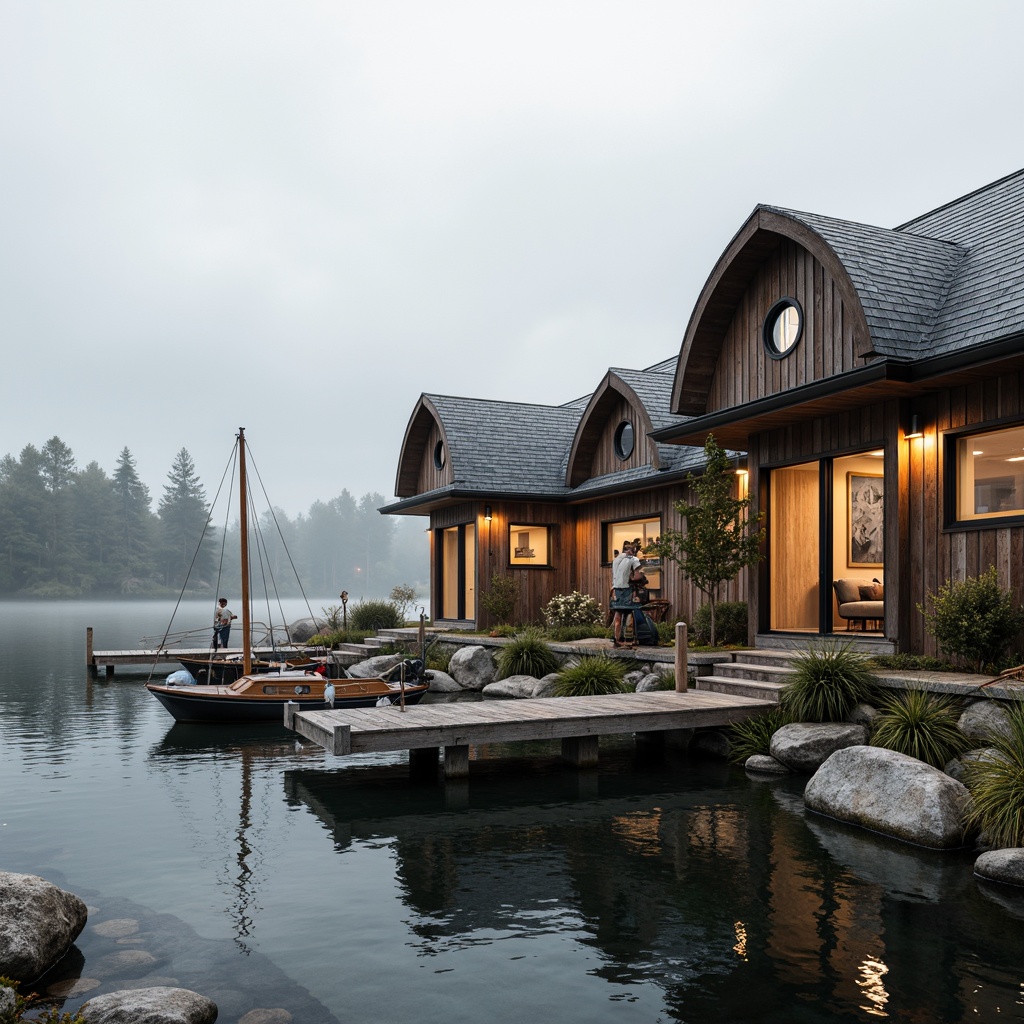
[146,428,431,723]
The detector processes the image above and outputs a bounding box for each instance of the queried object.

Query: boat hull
[146,678,429,724]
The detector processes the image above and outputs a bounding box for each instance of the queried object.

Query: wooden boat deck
[286,689,773,777]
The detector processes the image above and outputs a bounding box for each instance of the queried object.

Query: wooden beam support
[561,735,599,768]
[443,744,470,778]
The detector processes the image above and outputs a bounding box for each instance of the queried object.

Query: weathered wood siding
[905,374,1024,655]
[587,396,649,477]
[416,420,452,493]
[708,239,860,414]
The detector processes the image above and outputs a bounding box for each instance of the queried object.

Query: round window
[433,440,446,470]
[614,421,634,460]
[763,298,803,358]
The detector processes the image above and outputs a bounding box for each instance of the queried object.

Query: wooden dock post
[675,622,688,691]
[561,735,599,768]
[443,744,470,778]
[86,628,96,678]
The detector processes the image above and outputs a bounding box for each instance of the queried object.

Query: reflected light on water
[856,954,890,1017]
[732,921,747,961]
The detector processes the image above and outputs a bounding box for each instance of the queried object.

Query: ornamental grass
[870,689,968,768]
[778,640,879,723]
[963,701,1024,849]
[727,707,794,763]
[551,651,627,697]
[494,627,560,680]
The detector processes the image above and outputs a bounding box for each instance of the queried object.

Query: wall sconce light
[484,505,492,522]
[905,414,923,440]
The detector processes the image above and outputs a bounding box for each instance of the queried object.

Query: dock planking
[286,690,774,777]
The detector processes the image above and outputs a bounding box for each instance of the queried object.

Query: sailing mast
[238,427,252,676]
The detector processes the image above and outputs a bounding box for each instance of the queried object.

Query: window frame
[944,419,1024,530]
[506,522,555,568]
[601,514,663,590]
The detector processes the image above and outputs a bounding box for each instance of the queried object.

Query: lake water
[2,600,1024,1022]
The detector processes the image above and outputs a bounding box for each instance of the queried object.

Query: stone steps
[694,649,797,702]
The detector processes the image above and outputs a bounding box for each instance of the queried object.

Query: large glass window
[604,516,662,590]
[955,425,1024,521]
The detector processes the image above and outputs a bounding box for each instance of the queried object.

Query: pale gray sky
[2,0,1022,515]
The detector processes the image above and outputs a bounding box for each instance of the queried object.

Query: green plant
[542,590,603,628]
[728,708,793,763]
[0,977,84,1024]
[870,689,968,767]
[389,583,419,621]
[552,651,627,696]
[490,623,518,637]
[546,623,612,642]
[425,643,454,673]
[870,652,956,672]
[349,599,403,632]
[964,701,1024,848]
[690,601,748,646]
[656,621,677,646]
[778,640,879,722]
[918,565,1024,673]
[320,604,344,631]
[308,627,374,647]
[479,572,521,625]
[494,627,560,680]
[649,435,765,646]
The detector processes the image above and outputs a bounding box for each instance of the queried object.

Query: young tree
[651,434,765,646]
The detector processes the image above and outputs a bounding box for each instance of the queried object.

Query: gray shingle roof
[763,205,966,360]
[764,167,1024,360]
[896,168,1024,356]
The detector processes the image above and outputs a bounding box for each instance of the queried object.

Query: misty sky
[3,1,1022,517]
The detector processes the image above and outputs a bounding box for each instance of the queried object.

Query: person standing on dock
[610,542,641,648]
[213,598,237,649]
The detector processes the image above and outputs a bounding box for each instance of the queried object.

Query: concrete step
[715,661,796,684]
[733,649,800,669]
[695,676,784,702]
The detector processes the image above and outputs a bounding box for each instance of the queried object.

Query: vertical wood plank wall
[708,241,859,413]
[752,374,1024,655]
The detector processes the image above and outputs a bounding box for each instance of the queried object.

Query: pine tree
[158,448,214,590]
[112,447,155,588]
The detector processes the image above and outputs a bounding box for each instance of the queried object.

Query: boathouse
[383,168,1024,656]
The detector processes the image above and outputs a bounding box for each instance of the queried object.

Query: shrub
[389,584,419,621]
[547,623,612,643]
[778,640,879,722]
[308,627,373,647]
[320,604,344,631]
[870,652,956,672]
[552,651,627,696]
[479,573,521,625]
[348,599,404,632]
[728,708,794,763]
[690,601,748,646]
[494,627,560,680]
[918,565,1024,672]
[542,591,603,628]
[425,643,454,673]
[870,689,968,768]
[964,701,1024,848]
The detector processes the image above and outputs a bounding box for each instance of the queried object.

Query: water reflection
[284,752,1024,1022]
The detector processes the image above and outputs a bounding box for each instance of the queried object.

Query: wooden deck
[286,690,773,778]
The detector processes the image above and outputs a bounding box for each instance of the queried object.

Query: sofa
[832,578,884,630]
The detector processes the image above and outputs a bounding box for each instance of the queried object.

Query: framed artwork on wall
[848,473,884,567]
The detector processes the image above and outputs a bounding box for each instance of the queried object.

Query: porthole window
[763,298,803,359]
[614,421,635,460]
[433,440,446,470]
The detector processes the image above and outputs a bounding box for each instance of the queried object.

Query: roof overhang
[654,335,1024,449]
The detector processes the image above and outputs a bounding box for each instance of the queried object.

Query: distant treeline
[0,437,427,600]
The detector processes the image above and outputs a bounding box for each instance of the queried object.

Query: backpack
[631,608,659,647]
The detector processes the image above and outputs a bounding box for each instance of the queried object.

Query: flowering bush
[542,591,603,628]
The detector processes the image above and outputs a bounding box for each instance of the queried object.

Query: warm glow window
[604,516,662,590]
[508,524,551,567]
[955,425,1024,521]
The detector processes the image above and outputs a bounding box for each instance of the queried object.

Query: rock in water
[770,722,868,773]
[0,871,88,983]
[804,745,972,849]
[79,986,217,1024]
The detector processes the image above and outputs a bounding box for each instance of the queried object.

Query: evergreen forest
[0,437,428,600]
